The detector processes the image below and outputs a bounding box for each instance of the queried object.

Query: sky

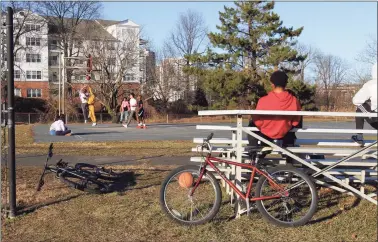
[102,2,377,67]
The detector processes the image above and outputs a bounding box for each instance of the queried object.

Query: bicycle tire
[59,171,109,194]
[159,165,222,226]
[255,165,318,227]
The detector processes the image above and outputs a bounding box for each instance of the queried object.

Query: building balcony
[49,60,59,66]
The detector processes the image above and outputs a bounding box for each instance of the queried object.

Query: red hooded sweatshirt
[253,91,301,139]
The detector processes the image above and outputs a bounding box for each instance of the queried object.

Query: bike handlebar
[205,133,213,142]
[48,143,53,158]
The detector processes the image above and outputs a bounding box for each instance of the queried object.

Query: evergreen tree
[191,1,306,107]
[192,88,209,107]
[287,78,318,111]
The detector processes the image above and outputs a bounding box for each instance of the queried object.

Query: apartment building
[1,10,155,102]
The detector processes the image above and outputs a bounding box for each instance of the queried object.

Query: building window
[14,88,22,97]
[14,70,21,79]
[14,53,21,62]
[107,58,116,65]
[25,24,41,32]
[50,72,58,82]
[49,55,58,66]
[26,53,41,63]
[26,70,42,80]
[26,37,41,46]
[107,42,116,50]
[75,40,83,48]
[50,39,58,50]
[27,88,42,98]
[124,73,134,82]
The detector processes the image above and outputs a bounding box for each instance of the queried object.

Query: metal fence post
[100,113,103,124]
[28,113,31,124]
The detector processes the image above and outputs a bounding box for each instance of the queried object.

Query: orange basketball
[178,172,194,188]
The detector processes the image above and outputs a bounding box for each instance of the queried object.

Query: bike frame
[190,154,288,201]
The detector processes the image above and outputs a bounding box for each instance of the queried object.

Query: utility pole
[6,6,16,218]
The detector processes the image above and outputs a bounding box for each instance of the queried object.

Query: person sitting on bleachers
[248,70,301,148]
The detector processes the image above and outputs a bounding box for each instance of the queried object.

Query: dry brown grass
[2,165,377,242]
[14,125,194,157]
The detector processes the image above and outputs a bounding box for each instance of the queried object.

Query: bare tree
[167,9,208,102]
[156,49,185,108]
[312,51,349,110]
[295,43,316,82]
[356,35,377,65]
[35,1,102,97]
[80,28,140,121]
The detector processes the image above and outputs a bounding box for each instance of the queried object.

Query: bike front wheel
[159,165,222,226]
[255,165,318,227]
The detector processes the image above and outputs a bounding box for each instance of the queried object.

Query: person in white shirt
[79,86,89,124]
[49,114,72,136]
[123,93,138,128]
[351,62,378,146]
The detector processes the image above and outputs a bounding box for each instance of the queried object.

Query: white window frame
[27,88,42,98]
[14,70,21,79]
[26,37,41,46]
[14,88,22,97]
[25,24,41,32]
[26,53,41,63]
[26,70,42,80]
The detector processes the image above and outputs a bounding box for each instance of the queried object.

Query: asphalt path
[32,121,376,143]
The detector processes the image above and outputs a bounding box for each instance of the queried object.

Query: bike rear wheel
[160,165,222,226]
[255,165,318,227]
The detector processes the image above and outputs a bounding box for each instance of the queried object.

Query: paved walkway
[32,121,371,143]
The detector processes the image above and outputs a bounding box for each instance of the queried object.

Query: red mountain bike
[160,133,318,227]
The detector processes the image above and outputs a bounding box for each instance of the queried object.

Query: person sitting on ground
[248,70,302,149]
[351,62,378,146]
[49,114,72,136]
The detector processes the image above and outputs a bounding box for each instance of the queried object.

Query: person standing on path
[137,95,146,128]
[87,86,97,126]
[120,97,130,124]
[351,62,378,146]
[79,86,89,123]
[123,93,137,128]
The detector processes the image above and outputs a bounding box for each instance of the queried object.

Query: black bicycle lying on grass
[36,143,124,194]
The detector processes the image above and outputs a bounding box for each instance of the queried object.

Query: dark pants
[355,102,378,132]
[56,130,71,136]
[247,120,297,148]
[247,120,300,164]
[81,103,88,121]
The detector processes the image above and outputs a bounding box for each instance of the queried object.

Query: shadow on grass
[16,194,84,216]
[308,192,362,225]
